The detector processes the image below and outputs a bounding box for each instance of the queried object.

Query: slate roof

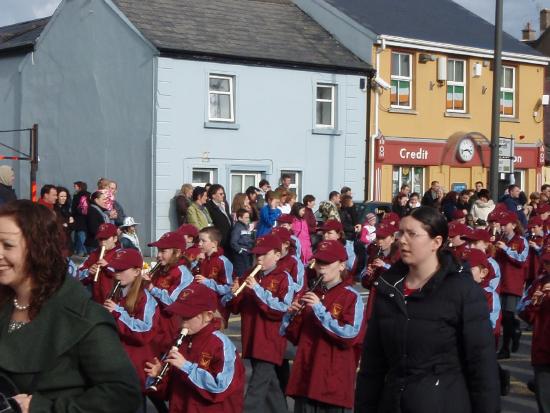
[113,0,371,72]
[0,17,49,54]
[324,0,542,57]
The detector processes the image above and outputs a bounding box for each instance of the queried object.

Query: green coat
[186,202,213,230]
[0,277,141,412]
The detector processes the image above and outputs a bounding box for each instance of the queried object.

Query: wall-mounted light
[437,57,447,83]
[473,63,482,78]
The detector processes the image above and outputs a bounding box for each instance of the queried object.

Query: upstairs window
[391,52,412,108]
[446,59,466,112]
[316,84,336,128]
[208,74,235,122]
[500,66,515,117]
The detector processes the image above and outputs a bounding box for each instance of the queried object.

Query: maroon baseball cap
[251,234,282,255]
[463,229,491,243]
[498,211,518,226]
[448,222,470,238]
[376,223,395,239]
[538,204,550,214]
[271,226,293,244]
[452,210,466,219]
[464,249,489,269]
[106,248,144,272]
[528,216,544,228]
[96,223,118,240]
[382,212,400,225]
[165,283,218,319]
[313,240,348,264]
[148,231,186,249]
[176,224,199,238]
[322,219,343,233]
[276,214,293,225]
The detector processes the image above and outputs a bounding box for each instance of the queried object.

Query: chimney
[522,22,536,41]
[541,9,550,33]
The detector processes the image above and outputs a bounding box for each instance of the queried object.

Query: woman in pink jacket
[291,203,313,264]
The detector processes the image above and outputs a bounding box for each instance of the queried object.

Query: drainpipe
[369,39,385,201]
[365,68,375,202]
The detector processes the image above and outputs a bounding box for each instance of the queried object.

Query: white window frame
[390,52,413,109]
[500,66,515,118]
[192,168,216,187]
[280,170,302,199]
[229,172,262,201]
[315,84,336,128]
[208,74,235,122]
[446,59,467,113]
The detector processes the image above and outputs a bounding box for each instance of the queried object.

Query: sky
[1,0,550,40]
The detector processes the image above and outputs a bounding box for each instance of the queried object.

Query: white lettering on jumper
[399,148,429,160]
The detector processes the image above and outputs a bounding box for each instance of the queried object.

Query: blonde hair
[97,177,111,189]
[122,269,145,314]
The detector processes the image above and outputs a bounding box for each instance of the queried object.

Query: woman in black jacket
[355,206,500,413]
[71,181,90,256]
[85,191,112,252]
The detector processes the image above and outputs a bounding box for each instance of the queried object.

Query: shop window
[392,166,424,196]
[446,59,466,112]
[192,168,217,187]
[500,66,515,117]
[391,52,412,109]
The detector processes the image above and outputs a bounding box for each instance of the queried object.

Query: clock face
[458,138,475,162]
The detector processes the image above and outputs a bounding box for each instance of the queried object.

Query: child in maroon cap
[77,223,120,304]
[519,255,550,410]
[145,283,245,413]
[277,213,303,262]
[281,240,365,411]
[321,219,357,280]
[527,217,545,286]
[495,211,529,359]
[102,248,161,393]
[272,226,305,294]
[194,227,234,327]
[223,234,294,413]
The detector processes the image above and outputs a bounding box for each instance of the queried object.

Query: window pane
[391,80,398,104]
[316,101,332,125]
[454,86,464,109]
[244,175,256,188]
[193,170,211,184]
[446,85,454,109]
[398,81,410,105]
[317,86,332,100]
[391,53,400,76]
[209,77,230,92]
[447,60,455,82]
[413,167,424,194]
[454,61,464,83]
[504,68,513,89]
[231,175,243,200]
[209,94,231,119]
[400,54,410,77]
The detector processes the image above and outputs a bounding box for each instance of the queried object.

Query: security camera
[372,76,391,90]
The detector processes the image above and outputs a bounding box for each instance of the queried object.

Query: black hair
[408,207,448,261]
[303,194,315,204]
[192,186,207,201]
[542,184,550,192]
[340,186,351,194]
[207,184,224,199]
[290,202,305,218]
[236,208,249,219]
[40,184,57,197]
[73,181,88,192]
[410,192,420,199]
[259,179,270,188]
[245,186,258,196]
[329,191,340,200]
[478,189,491,200]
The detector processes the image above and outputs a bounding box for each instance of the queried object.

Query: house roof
[113,0,371,72]
[0,17,49,54]
[324,0,543,57]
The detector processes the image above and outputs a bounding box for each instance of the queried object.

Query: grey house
[0,0,371,250]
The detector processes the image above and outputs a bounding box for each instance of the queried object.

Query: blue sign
[451,183,467,192]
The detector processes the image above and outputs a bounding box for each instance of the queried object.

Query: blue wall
[154,57,367,238]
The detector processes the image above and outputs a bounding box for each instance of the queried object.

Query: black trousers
[535,365,550,413]
[244,359,288,413]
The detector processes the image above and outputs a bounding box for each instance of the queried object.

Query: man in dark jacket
[0,165,17,205]
[421,180,440,207]
[500,184,528,229]
[205,184,233,254]
[72,181,90,256]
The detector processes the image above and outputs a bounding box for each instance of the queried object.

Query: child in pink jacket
[291,203,312,264]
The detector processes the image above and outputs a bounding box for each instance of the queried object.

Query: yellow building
[294,0,550,200]
[371,39,547,200]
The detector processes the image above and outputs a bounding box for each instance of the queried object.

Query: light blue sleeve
[504,238,528,262]
[115,291,157,332]
[150,265,194,305]
[180,331,236,393]
[292,235,302,261]
[279,312,293,336]
[76,267,90,281]
[292,256,305,293]
[516,287,532,313]
[311,286,364,339]
[252,273,294,312]
[345,240,356,271]
[203,256,234,296]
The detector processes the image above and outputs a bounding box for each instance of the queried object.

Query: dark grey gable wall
[18,0,156,248]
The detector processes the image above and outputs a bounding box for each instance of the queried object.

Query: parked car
[353,201,392,224]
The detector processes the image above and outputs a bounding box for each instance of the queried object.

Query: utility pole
[489,0,503,201]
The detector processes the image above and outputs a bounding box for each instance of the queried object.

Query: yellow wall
[373,47,545,144]
[372,46,544,200]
